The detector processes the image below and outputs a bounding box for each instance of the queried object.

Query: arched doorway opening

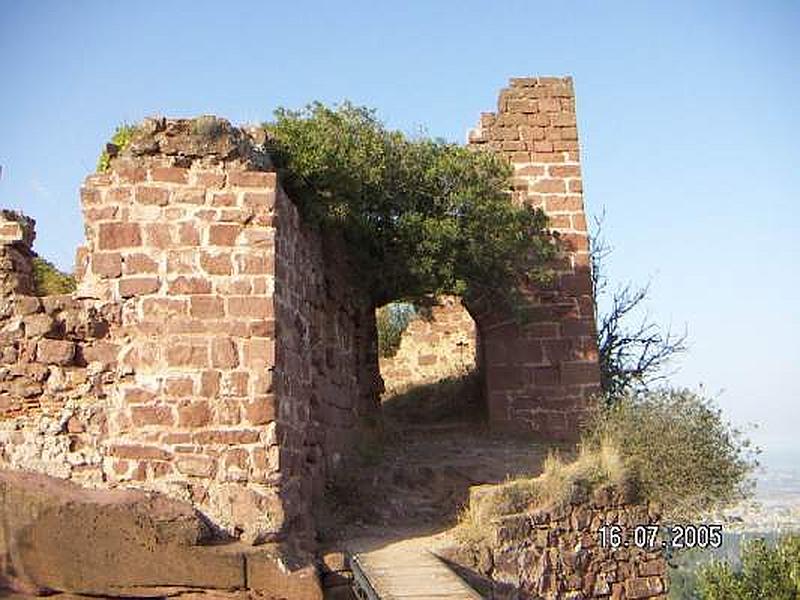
[376,296,484,425]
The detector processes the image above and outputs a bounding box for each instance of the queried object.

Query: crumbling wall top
[109,117,271,170]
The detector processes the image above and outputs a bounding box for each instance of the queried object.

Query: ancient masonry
[449,484,669,599]
[383,76,600,437]
[0,77,600,556]
[0,119,380,549]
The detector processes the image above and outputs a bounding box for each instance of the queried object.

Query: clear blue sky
[1,1,797,460]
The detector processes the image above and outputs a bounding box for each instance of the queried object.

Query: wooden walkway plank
[351,541,482,600]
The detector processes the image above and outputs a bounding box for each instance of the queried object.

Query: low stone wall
[379,296,476,396]
[446,485,668,599]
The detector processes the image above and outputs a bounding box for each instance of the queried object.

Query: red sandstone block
[511,151,531,163]
[559,127,578,141]
[82,341,120,367]
[549,215,571,229]
[229,171,277,188]
[560,274,593,296]
[532,179,566,193]
[552,140,580,151]
[502,141,526,152]
[199,370,221,397]
[141,297,187,319]
[211,338,239,368]
[176,455,216,478]
[98,222,142,250]
[530,152,566,163]
[486,365,526,391]
[193,429,261,445]
[549,113,576,127]
[569,179,583,193]
[190,295,225,319]
[144,223,174,249]
[116,167,147,183]
[533,141,554,153]
[92,252,122,277]
[538,98,560,112]
[216,278,254,295]
[192,171,226,188]
[131,405,175,427]
[107,187,133,203]
[166,340,209,368]
[83,206,118,221]
[107,443,172,461]
[123,253,159,274]
[177,400,212,427]
[85,173,112,187]
[164,376,195,397]
[200,251,232,276]
[569,216,588,236]
[242,337,275,369]
[209,223,240,246]
[122,387,156,404]
[80,187,102,206]
[561,361,600,385]
[227,296,273,318]
[548,165,581,178]
[236,253,274,275]
[221,371,249,397]
[544,195,583,212]
[515,165,545,177]
[119,276,160,298]
[223,448,248,470]
[173,188,206,205]
[36,339,75,366]
[167,276,213,295]
[135,186,169,206]
[560,318,595,338]
[559,233,590,252]
[151,167,189,184]
[542,338,573,363]
[177,222,201,245]
[211,192,237,207]
[533,366,560,386]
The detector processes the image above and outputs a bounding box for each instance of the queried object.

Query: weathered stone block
[35,339,75,365]
[0,470,251,596]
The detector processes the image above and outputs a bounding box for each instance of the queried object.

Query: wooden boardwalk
[350,538,482,600]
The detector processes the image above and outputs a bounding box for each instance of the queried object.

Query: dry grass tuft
[456,438,628,546]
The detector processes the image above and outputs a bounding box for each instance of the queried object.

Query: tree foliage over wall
[264,102,556,309]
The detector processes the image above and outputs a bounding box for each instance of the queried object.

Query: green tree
[697,535,800,600]
[263,102,556,310]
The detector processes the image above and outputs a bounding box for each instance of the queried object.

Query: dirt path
[321,419,566,552]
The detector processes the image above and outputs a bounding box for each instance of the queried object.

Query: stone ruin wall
[378,296,477,397]
[0,77,603,554]
[380,77,600,439]
[0,119,379,546]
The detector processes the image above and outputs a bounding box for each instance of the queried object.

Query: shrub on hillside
[697,534,800,599]
[586,388,758,521]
